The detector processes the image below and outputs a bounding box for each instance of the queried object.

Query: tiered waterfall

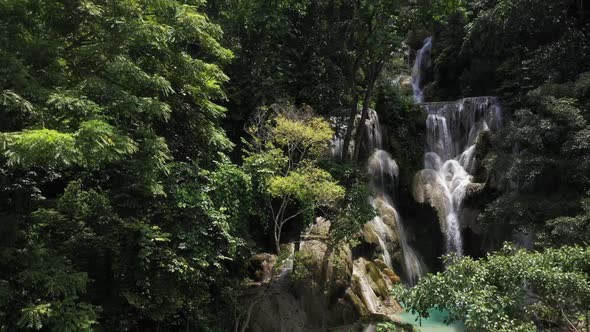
[411,37,503,256]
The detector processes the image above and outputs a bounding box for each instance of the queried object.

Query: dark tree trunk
[341,90,358,161]
[352,62,383,161]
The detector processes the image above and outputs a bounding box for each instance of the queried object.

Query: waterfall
[368,151,426,285]
[330,108,383,160]
[411,36,433,103]
[414,97,502,256]
[331,109,426,285]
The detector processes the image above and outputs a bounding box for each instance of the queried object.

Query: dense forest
[0,0,589,331]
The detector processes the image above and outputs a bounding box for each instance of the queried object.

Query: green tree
[0,0,250,330]
[244,104,344,253]
[396,245,590,331]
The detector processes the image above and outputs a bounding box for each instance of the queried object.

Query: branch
[281,208,309,227]
[560,306,581,332]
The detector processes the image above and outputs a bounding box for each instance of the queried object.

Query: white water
[331,108,426,285]
[410,37,502,257]
[330,108,382,160]
[364,112,426,285]
[412,37,433,103]
[414,98,502,256]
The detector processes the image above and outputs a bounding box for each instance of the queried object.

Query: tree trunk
[274,231,281,254]
[352,61,385,161]
[239,301,257,332]
[341,88,359,162]
[352,75,377,161]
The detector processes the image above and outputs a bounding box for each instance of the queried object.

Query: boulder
[248,286,306,332]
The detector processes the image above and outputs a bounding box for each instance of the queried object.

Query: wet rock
[350,258,402,319]
[364,261,390,299]
[465,182,485,199]
[382,268,401,284]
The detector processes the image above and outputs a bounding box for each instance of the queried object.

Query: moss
[373,259,389,271]
[345,287,369,317]
[365,261,390,298]
[383,268,401,284]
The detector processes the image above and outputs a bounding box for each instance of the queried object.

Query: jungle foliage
[1,0,590,331]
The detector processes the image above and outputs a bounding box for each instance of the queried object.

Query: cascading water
[332,109,426,285]
[414,98,502,256]
[331,109,382,160]
[367,150,426,286]
[410,37,502,258]
[411,37,433,103]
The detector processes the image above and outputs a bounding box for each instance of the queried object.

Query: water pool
[393,308,465,332]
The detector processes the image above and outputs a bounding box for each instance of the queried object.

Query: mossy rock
[328,297,360,327]
[344,287,369,317]
[382,268,401,284]
[373,259,389,271]
[465,183,485,199]
[365,261,390,299]
[327,246,353,295]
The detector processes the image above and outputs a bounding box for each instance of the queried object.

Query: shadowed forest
[1,1,590,331]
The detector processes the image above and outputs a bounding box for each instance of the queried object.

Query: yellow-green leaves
[244,104,342,253]
[268,166,344,206]
[2,129,77,168]
[1,120,139,169]
[175,4,234,62]
[272,114,334,159]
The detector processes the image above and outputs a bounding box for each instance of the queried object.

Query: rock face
[249,253,277,283]
[247,218,404,332]
[399,75,414,95]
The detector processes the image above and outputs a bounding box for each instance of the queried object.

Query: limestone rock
[362,223,381,245]
[382,268,401,284]
[344,287,369,318]
[373,259,389,271]
[248,286,306,332]
[305,216,331,238]
[400,75,413,94]
[350,258,402,318]
[249,253,277,283]
[364,260,390,299]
